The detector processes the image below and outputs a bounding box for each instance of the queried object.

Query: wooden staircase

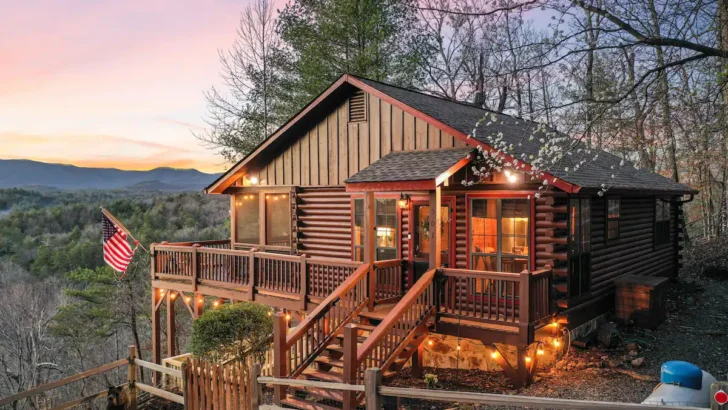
[274,266,437,410]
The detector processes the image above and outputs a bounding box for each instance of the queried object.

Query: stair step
[314,356,344,368]
[282,396,340,410]
[293,386,343,402]
[353,324,376,332]
[302,369,343,383]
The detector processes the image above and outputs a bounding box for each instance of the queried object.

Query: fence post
[300,254,308,311]
[365,368,382,410]
[273,312,287,405]
[519,270,532,336]
[127,345,138,410]
[251,363,262,410]
[711,381,728,410]
[342,324,358,409]
[180,361,189,409]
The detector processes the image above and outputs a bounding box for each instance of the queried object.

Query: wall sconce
[398,193,409,210]
[249,176,259,185]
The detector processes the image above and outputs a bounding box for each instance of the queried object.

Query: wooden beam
[166,292,176,359]
[364,191,376,310]
[135,383,184,405]
[429,186,442,269]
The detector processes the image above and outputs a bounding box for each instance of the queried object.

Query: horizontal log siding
[250,93,465,187]
[564,195,678,316]
[534,193,569,308]
[455,194,467,269]
[296,187,353,260]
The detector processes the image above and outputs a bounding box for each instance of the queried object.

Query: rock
[554,360,567,369]
[629,350,639,357]
[626,342,638,352]
[575,362,588,370]
[631,357,645,368]
[608,359,622,368]
[598,323,620,348]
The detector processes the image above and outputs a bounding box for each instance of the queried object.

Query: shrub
[189,302,273,364]
[683,236,728,280]
[424,373,438,389]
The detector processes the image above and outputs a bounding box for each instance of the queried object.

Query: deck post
[364,191,376,310]
[411,342,424,379]
[179,361,189,409]
[342,324,358,409]
[193,294,203,319]
[191,246,199,292]
[365,368,382,410]
[166,292,177,363]
[515,345,530,388]
[273,312,288,405]
[299,253,308,311]
[127,345,138,410]
[151,289,161,385]
[519,270,532,342]
[429,186,442,269]
[248,249,257,302]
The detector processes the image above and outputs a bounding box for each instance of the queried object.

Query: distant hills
[0,160,222,191]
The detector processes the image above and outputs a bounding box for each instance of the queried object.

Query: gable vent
[348,91,368,122]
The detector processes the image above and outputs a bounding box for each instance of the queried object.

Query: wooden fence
[256,369,724,410]
[184,358,254,410]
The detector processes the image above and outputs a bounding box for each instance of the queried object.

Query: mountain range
[0,160,222,191]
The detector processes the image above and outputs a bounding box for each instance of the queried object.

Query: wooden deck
[151,239,553,344]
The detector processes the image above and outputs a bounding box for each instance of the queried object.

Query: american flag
[103,213,135,273]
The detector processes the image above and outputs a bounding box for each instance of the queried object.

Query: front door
[412,201,454,268]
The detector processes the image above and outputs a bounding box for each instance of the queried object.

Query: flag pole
[101,207,150,254]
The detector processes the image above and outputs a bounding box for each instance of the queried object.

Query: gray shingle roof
[345,148,473,183]
[355,76,695,194]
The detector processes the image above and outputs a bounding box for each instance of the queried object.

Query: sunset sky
[0,0,255,173]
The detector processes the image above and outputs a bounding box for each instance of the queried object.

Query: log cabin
[150,74,696,407]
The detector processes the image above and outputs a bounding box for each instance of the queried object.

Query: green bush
[189,302,273,364]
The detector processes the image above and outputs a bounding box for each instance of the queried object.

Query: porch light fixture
[398,193,409,210]
[249,176,259,185]
[504,170,519,183]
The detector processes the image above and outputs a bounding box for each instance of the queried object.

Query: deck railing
[151,242,365,310]
[373,259,405,303]
[438,267,552,331]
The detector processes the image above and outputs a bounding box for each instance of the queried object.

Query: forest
[0,189,228,406]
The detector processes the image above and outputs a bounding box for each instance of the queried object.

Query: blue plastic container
[661,361,703,390]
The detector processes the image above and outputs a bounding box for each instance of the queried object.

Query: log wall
[249,92,467,187]
[295,187,353,260]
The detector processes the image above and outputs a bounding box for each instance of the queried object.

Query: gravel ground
[385,275,728,409]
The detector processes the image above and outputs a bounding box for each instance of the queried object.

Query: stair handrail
[283,262,371,377]
[355,268,436,379]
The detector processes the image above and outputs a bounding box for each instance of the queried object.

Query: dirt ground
[386,275,728,409]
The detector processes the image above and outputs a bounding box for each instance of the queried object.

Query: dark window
[375,199,397,260]
[569,198,591,297]
[353,199,364,261]
[235,194,260,244]
[655,198,671,247]
[470,198,529,273]
[265,193,290,246]
[607,198,620,241]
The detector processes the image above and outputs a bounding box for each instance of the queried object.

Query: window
[265,193,290,246]
[607,198,620,241]
[569,198,591,297]
[470,198,529,273]
[375,199,397,260]
[655,198,671,246]
[235,193,260,244]
[352,198,398,261]
[353,199,364,261]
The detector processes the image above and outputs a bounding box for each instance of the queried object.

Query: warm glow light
[491,351,498,359]
[456,345,461,350]
[428,339,434,346]
[281,194,287,198]
[158,289,165,294]
[170,293,177,300]
[185,297,191,303]
[554,339,560,347]
[537,349,544,356]
[525,356,532,363]
[213,301,220,307]
[266,195,270,199]
[198,298,203,303]
[250,176,259,185]
[551,321,559,328]
[285,314,292,321]
[267,311,272,316]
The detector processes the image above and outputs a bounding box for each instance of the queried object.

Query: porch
[150,240,553,344]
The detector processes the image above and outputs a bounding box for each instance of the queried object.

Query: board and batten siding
[250,93,468,187]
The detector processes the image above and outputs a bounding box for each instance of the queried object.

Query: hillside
[0,159,222,191]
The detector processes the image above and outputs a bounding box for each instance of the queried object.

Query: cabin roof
[206,74,696,195]
[345,148,473,184]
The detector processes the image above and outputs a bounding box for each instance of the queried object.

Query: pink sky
[0,0,256,173]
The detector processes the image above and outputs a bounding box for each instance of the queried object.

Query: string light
[285,314,292,321]
[158,289,165,295]
[213,301,220,307]
[170,293,177,300]
[428,339,433,346]
[456,345,461,351]
[554,339,560,347]
[491,351,498,359]
[525,356,532,363]
[537,349,544,356]
[185,297,192,303]
[267,311,272,317]
[551,321,559,328]
[198,298,204,304]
